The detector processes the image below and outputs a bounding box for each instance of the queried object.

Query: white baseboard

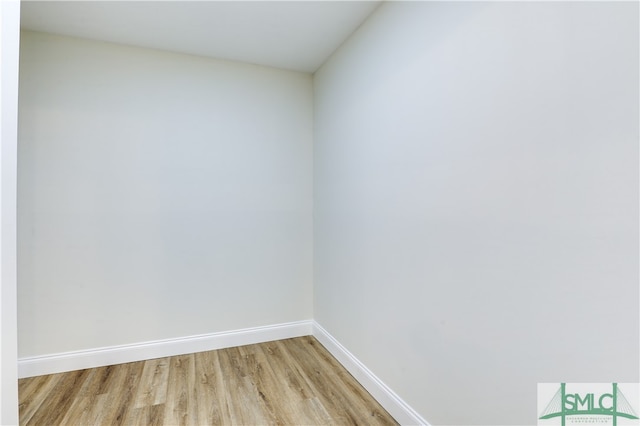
[18,320,313,378]
[19,319,429,426]
[312,321,430,426]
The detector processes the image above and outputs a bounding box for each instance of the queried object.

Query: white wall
[1,1,20,423]
[18,31,313,357]
[314,2,639,425]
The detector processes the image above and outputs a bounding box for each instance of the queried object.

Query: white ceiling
[20,1,381,73]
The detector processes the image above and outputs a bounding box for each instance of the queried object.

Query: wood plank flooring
[19,336,398,425]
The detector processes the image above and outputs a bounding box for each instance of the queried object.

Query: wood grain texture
[19,336,398,425]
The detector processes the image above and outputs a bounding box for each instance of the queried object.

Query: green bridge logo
[539,383,639,426]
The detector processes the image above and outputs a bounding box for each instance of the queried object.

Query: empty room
[1,1,638,425]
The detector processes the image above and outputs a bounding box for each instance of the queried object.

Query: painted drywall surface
[1,1,20,423]
[313,2,639,425]
[18,31,313,357]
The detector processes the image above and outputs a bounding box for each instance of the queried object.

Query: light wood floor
[19,336,398,425]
